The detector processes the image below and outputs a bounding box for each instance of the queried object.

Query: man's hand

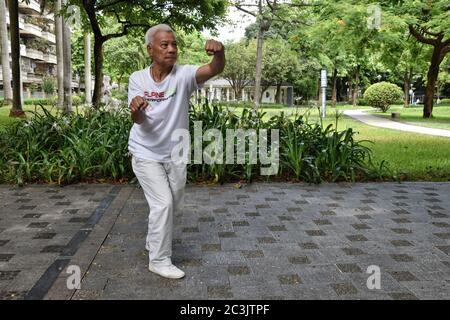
[130,96,149,113]
[196,40,226,85]
[130,96,149,124]
[205,39,224,56]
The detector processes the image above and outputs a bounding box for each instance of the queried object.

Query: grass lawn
[367,105,450,130]
[0,104,80,131]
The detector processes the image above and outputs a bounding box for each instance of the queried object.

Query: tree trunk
[403,68,410,108]
[275,82,281,104]
[254,24,264,110]
[8,0,23,117]
[352,65,360,107]
[55,0,64,108]
[92,36,104,107]
[423,45,443,118]
[84,32,92,104]
[331,67,337,107]
[0,0,12,105]
[62,3,72,114]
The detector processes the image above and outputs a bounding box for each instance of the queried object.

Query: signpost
[321,69,327,118]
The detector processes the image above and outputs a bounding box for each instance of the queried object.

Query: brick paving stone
[278,274,302,285]
[388,292,419,300]
[331,283,358,296]
[2,182,450,300]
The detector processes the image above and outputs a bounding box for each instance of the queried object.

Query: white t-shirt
[127,64,202,162]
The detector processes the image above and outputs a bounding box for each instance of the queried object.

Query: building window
[266,92,270,98]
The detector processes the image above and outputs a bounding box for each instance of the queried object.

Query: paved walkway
[0,182,449,300]
[343,109,450,138]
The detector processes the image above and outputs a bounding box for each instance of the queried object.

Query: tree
[379,36,428,107]
[0,0,12,106]
[261,38,300,104]
[64,0,227,107]
[84,32,92,104]
[54,0,65,108]
[177,30,211,66]
[62,0,72,113]
[8,0,24,117]
[390,0,450,117]
[234,0,278,109]
[221,40,256,100]
[234,0,314,109]
[436,57,450,102]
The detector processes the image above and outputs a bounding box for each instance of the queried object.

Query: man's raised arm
[195,39,225,86]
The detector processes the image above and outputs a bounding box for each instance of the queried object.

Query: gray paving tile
[2,182,450,300]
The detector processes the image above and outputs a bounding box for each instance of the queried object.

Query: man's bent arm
[196,41,225,85]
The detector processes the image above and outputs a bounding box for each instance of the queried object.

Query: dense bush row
[0,103,392,185]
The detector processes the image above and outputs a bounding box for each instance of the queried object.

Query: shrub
[0,103,392,185]
[438,98,450,105]
[363,82,403,112]
[42,76,56,95]
[357,98,369,106]
[0,105,133,185]
[72,95,82,106]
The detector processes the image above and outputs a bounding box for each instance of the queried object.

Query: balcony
[25,73,44,84]
[5,13,25,29]
[18,0,41,14]
[44,13,55,22]
[41,31,56,44]
[42,53,57,64]
[21,22,43,38]
[25,48,44,61]
[6,41,27,56]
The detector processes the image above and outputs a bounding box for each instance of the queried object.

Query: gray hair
[145,24,175,46]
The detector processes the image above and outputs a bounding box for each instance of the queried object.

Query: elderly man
[128,24,225,279]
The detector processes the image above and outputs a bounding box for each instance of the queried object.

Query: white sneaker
[148,263,185,279]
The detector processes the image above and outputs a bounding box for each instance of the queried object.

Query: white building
[0,0,78,99]
[194,78,294,106]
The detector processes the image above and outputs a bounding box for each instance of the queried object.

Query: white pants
[132,156,186,267]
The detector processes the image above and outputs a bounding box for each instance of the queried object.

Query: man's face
[147,31,178,67]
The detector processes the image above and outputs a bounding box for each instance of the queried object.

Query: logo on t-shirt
[144,86,177,103]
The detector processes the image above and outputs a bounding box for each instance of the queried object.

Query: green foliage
[177,30,211,66]
[42,76,56,95]
[24,98,52,106]
[439,99,450,106]
[111,89,128,102]
[363,82,404,112]
[103,34,148,87]
[0,105,133,185]
[221,40,256,98]
[72,95,83,106]
[0,103,390,185]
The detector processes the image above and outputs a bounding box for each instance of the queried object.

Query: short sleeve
[128,72,142,106]
[181,65,204,94]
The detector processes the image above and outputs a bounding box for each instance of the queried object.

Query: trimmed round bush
[363,82,403,112]
[72,95,82,106]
